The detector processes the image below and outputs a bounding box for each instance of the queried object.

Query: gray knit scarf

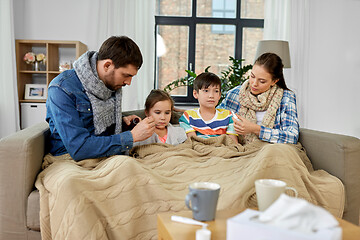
[73,51,122,135]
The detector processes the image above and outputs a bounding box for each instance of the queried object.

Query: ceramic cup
[255,179,298,211]
[185,182,220,221]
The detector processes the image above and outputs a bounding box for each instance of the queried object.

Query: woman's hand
[233,114,261,136]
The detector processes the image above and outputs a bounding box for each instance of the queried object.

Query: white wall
[306,0,360,138]
[13,0,360,138]
[14,0,102,51]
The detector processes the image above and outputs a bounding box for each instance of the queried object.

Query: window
[155,0,264,105]
[211,0,236,34]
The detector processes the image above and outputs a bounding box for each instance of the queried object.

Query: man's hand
[233,114,261,136]
[130,116,156,142]
[123,115,140,126]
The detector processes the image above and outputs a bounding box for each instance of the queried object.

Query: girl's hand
[232,114,261,136]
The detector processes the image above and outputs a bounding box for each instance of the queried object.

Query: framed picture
[24,84,47,100]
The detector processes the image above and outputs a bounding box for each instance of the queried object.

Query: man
[46,36,155,161]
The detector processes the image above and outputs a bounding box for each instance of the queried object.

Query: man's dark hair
[98,36,143,69]
[193,72,221,92]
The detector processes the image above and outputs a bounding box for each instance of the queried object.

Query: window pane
[213,11,224,18]
[196,24,235,76]
[197,0,236,18]
[213,0,224,9]
[224,24,234,32]
[242,27,263,65]
[156,0,192,16]
[156,25,189,96]
[225,11,234,18]
[241,0,264,19]
[225,0,236,10]
[212,24,223,32]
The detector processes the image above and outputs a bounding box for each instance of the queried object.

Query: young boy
[179,72,238,143]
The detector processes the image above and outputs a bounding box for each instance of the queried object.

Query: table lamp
[254,40,291,68]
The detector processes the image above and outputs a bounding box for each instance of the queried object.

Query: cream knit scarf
[73,51,122,135]
[237,80,284,144]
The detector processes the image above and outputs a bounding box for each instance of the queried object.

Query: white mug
[255,179,298,211]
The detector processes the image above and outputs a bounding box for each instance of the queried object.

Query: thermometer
[231,111,240,121]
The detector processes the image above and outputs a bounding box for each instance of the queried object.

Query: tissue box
[226,209,341,240]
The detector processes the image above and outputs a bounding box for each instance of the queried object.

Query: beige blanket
[35,136,345,240]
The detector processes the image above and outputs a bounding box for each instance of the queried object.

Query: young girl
[133,89,187,147]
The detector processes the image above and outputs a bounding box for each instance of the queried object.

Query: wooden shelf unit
[15,39,87,103]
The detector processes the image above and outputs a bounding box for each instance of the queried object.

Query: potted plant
[163,56,253,103]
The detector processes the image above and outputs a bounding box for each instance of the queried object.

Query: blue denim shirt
[46,69,134,161]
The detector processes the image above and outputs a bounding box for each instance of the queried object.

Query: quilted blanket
[35,135,344,240]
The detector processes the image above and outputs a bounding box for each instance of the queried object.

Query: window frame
[155,0,264,105]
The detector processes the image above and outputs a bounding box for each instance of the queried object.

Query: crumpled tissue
[226,194,342,240]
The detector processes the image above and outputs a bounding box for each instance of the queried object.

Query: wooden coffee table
[157,209,360,240]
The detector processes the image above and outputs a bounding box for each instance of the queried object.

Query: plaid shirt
[218,85,299,144]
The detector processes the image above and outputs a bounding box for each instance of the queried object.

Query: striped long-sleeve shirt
[179,108,237,138]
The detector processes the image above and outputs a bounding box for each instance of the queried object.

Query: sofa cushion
[27,190,40,231]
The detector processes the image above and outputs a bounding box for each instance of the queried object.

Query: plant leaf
[163,56,252,104]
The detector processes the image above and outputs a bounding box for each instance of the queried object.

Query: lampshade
[254,40,291,68]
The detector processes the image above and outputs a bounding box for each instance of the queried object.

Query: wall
[13,0,155,113]
[13,0,360,138]
[307,0,360,138]
[14,0,101,51]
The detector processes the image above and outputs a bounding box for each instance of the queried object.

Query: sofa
[1,110,360,240]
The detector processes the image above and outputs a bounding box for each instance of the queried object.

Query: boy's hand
[130,116,156,142]
[228,134,239,144]
[186,132,196,138]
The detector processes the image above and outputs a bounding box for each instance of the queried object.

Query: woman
[218,52,299,144]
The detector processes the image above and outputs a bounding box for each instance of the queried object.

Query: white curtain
[96,0,155,111]
[0,0,20,139]
[264,0,291,40]
[288,0,310,128]
[264,0,310,127]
